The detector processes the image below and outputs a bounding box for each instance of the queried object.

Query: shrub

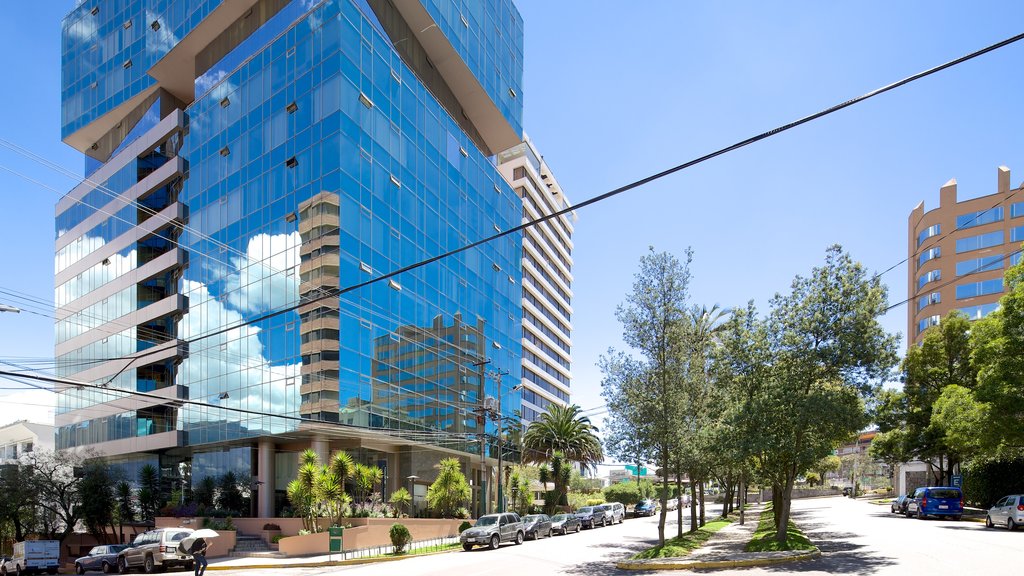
[458,521,472,533]
[271,535,284,544]
[389,523,412,553]
[262,523,281,531]
[298,529,311,536]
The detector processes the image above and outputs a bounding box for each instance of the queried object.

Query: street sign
[951,474,962,488]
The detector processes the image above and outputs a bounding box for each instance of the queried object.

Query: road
[209,498,1022,575]
[212,505,719,576]
[700,496,1022,576]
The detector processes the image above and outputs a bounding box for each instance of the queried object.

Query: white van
[2,541,60,575]
[607,502,626,523]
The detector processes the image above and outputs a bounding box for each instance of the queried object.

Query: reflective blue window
[956,206,1003,229]
[956,231,1003,253]
[1011,226,1024,243]
[917,292,940,311]
[959,302,999,320]
[918,315,940,335]
[917,224,940,247]
[955,278,1003,300]
[918,246,940,269]
[1012,202,1024,218]
[918,269,941,290]
[956,255,1003,276]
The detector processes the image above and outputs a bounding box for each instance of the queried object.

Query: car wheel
[985,515,994,528]
[1009,518,1018,532]
[905,508,913,518]
[576,523,581,533]
[489,535,500,550]
[76,564,85,575]
[118,558,128,574]
[547,527,553,538]
[917,507,925,520]
[514,531,524,545]
[102,562,113,574]
[142,556,155,575]
[462,543,473,552]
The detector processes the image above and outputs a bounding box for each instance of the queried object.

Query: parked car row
[460,503,628,551]
[72,528,198,574]
[889,487,1024,531]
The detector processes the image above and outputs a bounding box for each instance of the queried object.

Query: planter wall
[276,518,466,556]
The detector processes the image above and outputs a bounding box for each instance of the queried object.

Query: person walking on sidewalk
[191,537,208,576]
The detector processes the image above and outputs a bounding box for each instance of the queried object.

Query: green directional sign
[328,526,344,553]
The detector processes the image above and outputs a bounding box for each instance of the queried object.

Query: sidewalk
[616,505,821,571]
[204,537,460,570]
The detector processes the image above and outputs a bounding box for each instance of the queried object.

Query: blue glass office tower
[57,0,525,516]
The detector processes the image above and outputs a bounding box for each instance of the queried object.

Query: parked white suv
[117,528,194,573]
[606,502,626,523]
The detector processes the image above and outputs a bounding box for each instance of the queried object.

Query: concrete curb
[616,548,821,571]
[206,547,459,570]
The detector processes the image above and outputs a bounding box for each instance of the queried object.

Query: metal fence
[333,535,460,560]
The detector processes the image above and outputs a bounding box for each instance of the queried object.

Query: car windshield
[109,545,127,553]
[930,489,961,499]
[551,514,568,521]
[578,507,592,513]
[524,515,542,522]
[475,516,499,526]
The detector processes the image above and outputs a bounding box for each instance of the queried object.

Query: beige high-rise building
[907,166,1024,346]
[498,138,575,422]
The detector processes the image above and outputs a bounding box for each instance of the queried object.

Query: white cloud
[222,232,301,314]
[0,389,55,427]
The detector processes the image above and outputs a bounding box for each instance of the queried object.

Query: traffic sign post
[951,474,963,488]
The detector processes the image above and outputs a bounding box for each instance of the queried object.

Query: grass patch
[745,504,815,552]
[869,498,893,505]
[365,542,462,558]
[631,518,734,559]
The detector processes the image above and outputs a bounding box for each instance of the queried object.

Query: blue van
[906,487,963,520]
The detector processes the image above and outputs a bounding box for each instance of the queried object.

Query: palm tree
[523,404,603,470]
[426,458,471,518]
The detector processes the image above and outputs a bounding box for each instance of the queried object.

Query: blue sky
[1,1,1023,455]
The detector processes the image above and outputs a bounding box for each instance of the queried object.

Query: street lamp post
[0,304,21,313]
[406,475,418,517]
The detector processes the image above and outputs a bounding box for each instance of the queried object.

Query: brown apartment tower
[907,166,1024,346]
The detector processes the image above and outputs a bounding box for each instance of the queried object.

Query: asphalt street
[205,498,1023,575]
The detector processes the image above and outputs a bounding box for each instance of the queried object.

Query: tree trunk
[675,463,683,538]
[772,483,782,530]
[775,469,796,543]
[657,451,668,545]
[738,475,745,526]
[699,480,705,527]
[689,476,698,533]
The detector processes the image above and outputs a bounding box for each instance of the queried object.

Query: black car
[522,514,553,539]
[75,545,127,574]
[574,506,601,529]
[890,495,911,515]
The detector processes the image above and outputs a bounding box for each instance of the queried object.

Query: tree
[759,245,897,541]
[115,480,134,544]
[523,404,603,470]
[217,471,245,515]
[901,311,976,483]
[78,459,117,543]
[602,247,693,546]
[28,450,89,543]
[970,258,1024,454]
[137,464,161,522]
[538,452,572,515]
[193,476,216,510]
[0,461,41,542]
[286,449,355,531]
[388,488,411,517]
[426,458,470,518]
[812,454,843,486]
[353,463,383,504]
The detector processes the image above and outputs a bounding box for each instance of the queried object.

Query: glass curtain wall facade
[56,0,526,516]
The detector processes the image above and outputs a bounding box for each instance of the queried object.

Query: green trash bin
[329,526,344,553]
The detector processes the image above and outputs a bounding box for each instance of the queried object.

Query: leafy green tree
[29,450,89,542]
[388,487,411,517]
[901,311,976,483]
[353,463,383,503]
[523,404,603,470]
[970,259,1024,454]
[601,248,693,545]
[193,475,216,509]
[759,245,897,541]
[286,449,355,531]
[217,471,245,514]
[538,452,573,515]
[137,464,161,522]
[426,458,471,518]
[506,469,532,516]
[115,480,134,543]
[78,459,117,543]
[0,460,41,542]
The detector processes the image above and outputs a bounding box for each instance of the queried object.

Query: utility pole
[490,368,510,512]
[472,359,491,518]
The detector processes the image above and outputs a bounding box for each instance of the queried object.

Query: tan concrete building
[907,166,1024,346]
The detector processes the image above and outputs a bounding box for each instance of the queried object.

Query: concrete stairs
[228,533,285,559]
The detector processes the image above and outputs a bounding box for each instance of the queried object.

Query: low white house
[0,420,54,463]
